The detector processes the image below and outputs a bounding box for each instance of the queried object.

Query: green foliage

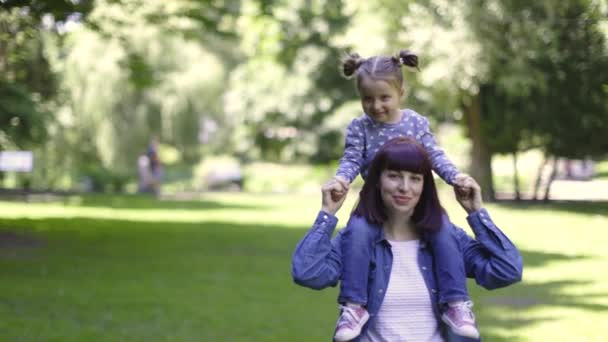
[224,0,354,162]
[47,2,229,182]
[0,0,93,22]
[386,0,608,199]
[0,8,52,150]
[469,0,608,158]
[80,163,131,193]
[0,82,47,149]
[3,0,607,192]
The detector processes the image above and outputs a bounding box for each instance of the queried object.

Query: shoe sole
[334,312,370,342]
[441,315,480,339]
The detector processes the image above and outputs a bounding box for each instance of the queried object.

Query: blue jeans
[339,213,469,306]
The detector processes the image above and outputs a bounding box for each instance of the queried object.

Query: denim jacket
[291,209,523,341]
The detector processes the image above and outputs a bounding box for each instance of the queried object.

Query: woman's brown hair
[352,137,445,233]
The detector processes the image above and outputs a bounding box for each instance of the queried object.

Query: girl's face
[359,77,403,124]
[379,169,423,217]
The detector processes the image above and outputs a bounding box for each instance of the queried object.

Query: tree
[0,0,97,187]
[223,0,353,162]
[52,3,230,180]
[385,0,496,199]
[0,8,51,151]
[469,0,608,200]
[388,0,608,200]
[1,0,240,190]
[0,0,93,22]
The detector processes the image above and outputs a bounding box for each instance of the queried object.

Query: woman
[291,137,523,341]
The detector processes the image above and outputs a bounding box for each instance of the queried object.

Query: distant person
[325,51,479,340]
[147,137,160,162]
[138,139,163,195]
[292,137,523,341]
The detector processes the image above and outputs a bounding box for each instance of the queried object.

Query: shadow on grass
[477,248,608,341]
[494,199,608,216]
[0,217,330,340]
[62,193,270,211]
[0,217,606,341]
[521,249,590,268]
[1,191,270,211]
[0,217,306,262]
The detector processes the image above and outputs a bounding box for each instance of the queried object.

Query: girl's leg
[334,217,374,341]
[339,221,373,305]
[431,213,479,339]
[430,213,468,305]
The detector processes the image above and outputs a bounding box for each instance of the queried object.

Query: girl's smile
[358,78,404,124]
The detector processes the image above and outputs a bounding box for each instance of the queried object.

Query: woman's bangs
[382,144,429,174]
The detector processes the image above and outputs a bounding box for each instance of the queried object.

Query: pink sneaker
[441,301,480,339]
[334,305,370,342]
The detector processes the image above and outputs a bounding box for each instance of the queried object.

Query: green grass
[1,191,607,341]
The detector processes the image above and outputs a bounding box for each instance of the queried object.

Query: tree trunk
[532,154,547,201]
[512,152,520,201]
[463,93,495,201]
[543,157,558,202]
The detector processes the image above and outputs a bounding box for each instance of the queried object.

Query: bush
[81,165,131,193]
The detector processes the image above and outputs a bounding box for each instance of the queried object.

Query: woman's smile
[392,195,412,205]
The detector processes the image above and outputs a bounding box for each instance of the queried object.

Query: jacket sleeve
[336,118,365,183]
[291,211,343,290]
[456,209,523,289]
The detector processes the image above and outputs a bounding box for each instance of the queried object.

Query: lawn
[1,191,607,341]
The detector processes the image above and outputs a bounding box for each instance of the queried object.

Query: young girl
[330,50,479,341]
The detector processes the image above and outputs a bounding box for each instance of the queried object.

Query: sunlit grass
[1,192,607,341]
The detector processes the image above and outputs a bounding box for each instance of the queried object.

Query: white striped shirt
[361,239,443,342]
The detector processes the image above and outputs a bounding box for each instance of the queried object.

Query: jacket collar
[373,223,430,248]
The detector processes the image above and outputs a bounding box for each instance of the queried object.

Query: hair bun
[342,52,364,78]
[398,50,420,71]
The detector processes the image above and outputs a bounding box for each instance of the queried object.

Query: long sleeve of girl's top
[336,119,365,183]
[291,211,342,290]
[292,209,523,291]
[417,116,460,185]
[459,208,523,289]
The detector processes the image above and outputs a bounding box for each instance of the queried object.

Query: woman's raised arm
[453,177,523,289]
[291,178,349,289]
[291,211,344,289]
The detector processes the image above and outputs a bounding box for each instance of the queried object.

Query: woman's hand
[321,177,349,216]
[454,175,483,214]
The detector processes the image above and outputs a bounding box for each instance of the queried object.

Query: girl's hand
[453,173,473,197]
[322,177,349,216]
[330,176,350,202]
[454,176,483,214]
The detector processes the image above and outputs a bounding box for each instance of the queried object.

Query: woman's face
[379,169,423,217]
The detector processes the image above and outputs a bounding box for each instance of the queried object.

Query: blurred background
[1,0,607,341]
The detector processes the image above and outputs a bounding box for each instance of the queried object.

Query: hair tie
[397,50,420,71]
